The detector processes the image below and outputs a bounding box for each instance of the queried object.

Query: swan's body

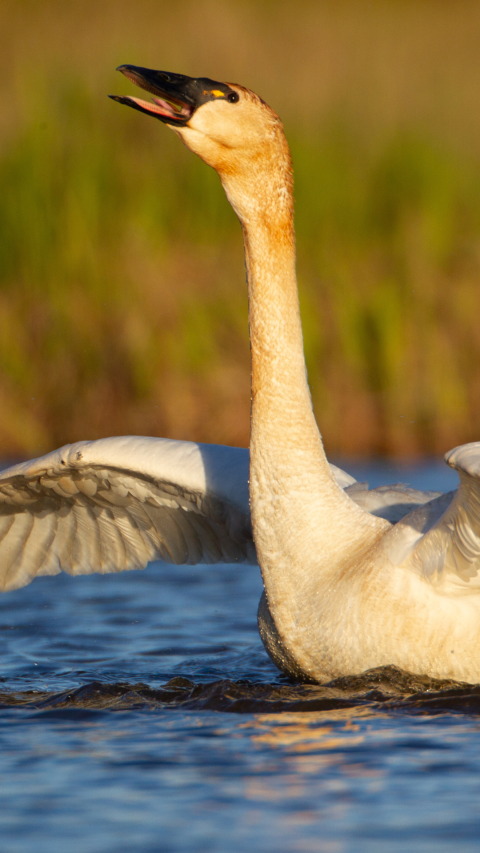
[2,66,480,684]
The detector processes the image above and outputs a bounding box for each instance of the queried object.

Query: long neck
[244,206,357,541]
[244,210,333,492]
[222,154,386,637]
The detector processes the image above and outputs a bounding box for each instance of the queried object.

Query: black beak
[109,65,237,126]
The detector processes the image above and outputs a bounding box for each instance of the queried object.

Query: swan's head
[110,65,292,223]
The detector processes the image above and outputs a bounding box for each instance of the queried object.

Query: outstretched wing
[0,436,256,592]
[387,442,480,592]
[0,436,357,592]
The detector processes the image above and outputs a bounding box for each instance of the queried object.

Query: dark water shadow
[2,666,480,717]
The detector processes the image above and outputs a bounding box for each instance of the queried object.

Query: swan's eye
[227,92,239,104]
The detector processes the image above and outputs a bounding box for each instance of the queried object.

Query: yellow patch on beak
[211,90,225,98]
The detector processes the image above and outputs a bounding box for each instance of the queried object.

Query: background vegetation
[2,0,480,458]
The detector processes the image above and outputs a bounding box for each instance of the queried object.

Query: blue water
[1,459,479,853]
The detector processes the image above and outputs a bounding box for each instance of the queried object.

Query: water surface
[1,459,479,852]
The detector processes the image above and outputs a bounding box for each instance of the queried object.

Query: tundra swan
[0,66,479,684]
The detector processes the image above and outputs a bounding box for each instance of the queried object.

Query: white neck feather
[221,156,387,669]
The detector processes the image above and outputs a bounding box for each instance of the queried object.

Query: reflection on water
[1,461,480,852]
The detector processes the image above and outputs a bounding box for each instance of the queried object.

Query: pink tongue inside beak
[125,95,190,120]
[153,96,176,110]
[126,96,173,117]
[152,96,189,117]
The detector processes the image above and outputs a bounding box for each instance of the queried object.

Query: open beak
[109,65,238,125]
[109,65,195,125]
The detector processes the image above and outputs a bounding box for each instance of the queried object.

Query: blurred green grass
[1,0,480,457]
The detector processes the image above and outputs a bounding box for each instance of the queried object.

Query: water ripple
[1,666,479,716]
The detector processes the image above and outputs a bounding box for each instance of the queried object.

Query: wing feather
[0,437,261,591]
[1,513,36,589]
[389,442,480,592]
